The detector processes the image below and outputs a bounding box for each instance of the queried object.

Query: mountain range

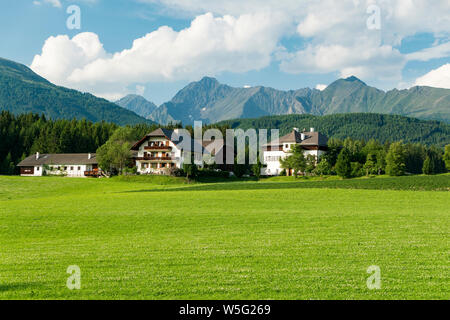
[115,94,157,119]
[0,58,153,126]
[1,56,450,127]
[119,76,450,125]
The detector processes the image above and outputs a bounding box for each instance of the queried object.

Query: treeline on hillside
[282,137,449,178]
[0,111,167,175]
[217,113,450,147]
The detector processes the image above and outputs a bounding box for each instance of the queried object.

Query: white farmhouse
[17,153,100,177]
[263,128,328,176]
[131,128,206,174]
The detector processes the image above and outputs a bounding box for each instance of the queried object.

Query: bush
[168,167,185,177]
[197,169,229,179]
[314,158,332,176]
[122,166,138,175]
[351,162,364,177]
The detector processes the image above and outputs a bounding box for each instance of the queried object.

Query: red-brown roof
[17,153,98,166]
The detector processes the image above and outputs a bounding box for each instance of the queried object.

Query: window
[64,167,67,171]
[78,166,81,171]
[70,167,74,171]
[265,156,281,162]
[36,167,40,171]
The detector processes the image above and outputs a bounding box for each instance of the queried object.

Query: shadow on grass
[0,282,44,292]
[121,181,307,194]
[118,175,450,194]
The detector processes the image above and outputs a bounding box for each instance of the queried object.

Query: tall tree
[280,145,306,178]
[385,142,406,176]
[444,145,450,172]
[96,127,135,175]
[335,148,352,178]
[364,153,378,176]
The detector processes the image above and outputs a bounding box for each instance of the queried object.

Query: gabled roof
[279,130,304,143]
[148,128,174,139]
[17,153,98,166]
[203,139,236,157]
[131,128,175,150]
[300,132,328,147]
[131,128,207,153]
[266,129,328,147]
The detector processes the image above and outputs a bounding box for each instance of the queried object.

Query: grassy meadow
[0,174,449,300]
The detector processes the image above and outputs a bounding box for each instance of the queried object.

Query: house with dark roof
[17,153,100,177]
[131,128,207,174]
[262,128,328,176]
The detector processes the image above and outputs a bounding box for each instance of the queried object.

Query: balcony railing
[84,170,101,177]
[136,156,177,161]
[144,145,172,151]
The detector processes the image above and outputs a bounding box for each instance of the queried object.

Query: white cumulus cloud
[414,64,450,89]
[33,0,62,8]
[31,0,450,98]
[31,12,289,100]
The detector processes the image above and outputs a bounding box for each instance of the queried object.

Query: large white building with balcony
[131,128,205,174]
[263,128,328,176]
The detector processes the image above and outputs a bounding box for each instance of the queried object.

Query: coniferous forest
[0,111,161,175]
[1,110,449,176]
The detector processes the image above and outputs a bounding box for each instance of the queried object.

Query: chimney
[301,133,305,140]
[88,153,92,160]
[310,127,315,133]
[36,152,40,160]
[293,127,299,132]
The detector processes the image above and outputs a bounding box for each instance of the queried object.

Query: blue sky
[1,0,449,104]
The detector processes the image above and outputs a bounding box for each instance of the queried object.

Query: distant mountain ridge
[0,57,153,125]
[146,76,450,125]
[115,94,157,119]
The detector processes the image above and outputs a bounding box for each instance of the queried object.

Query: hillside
[149,76,450,125]
[0,58,153,126]
[115,94,157,119]
[216,113,450,147]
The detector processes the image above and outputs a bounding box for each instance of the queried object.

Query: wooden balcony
[84,169,101,177]
[135,156,176,161]
[144,145,172,151]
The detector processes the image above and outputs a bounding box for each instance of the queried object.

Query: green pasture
[0,175,448,299]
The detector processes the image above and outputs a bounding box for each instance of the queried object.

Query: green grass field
[0,175,449,300]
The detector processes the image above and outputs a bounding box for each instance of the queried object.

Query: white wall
[45,164,90,177]
[263,148,326,176]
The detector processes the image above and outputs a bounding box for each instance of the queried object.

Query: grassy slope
[0,175,448,299]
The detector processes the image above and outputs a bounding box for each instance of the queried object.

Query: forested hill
[0,57,153,126]
[216,113,450,147]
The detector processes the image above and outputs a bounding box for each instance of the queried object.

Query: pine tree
[386,142,406,176]
[444,145,450,172]
[335,148,352,178]
[422,156,434,175]
[363,153,377,176]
